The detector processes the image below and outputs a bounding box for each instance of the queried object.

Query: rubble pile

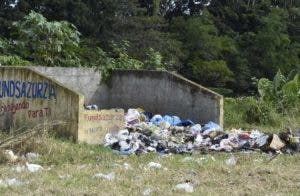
[104,109,300,155]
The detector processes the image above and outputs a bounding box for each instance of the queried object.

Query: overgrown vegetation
[224,69,300,128]
[0,130,299,195]
[0,90,299,194]
[0,0,299,94]
[0,2,299,194]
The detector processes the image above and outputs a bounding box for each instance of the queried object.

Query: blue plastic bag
[177,120,195,127]
[150,115,163,125]
[202,121,221,132]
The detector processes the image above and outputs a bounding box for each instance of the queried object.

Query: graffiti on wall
[0,80,56,99]
[0,100,29,115]
[81,110,125,144]
[28,108,51,118]
[84,113,124,122]
[85,126,104,134]
[0,80,56,119]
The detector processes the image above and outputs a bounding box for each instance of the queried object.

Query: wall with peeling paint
[0,67,125,144]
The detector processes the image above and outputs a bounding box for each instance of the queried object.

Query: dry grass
[0,134,299,196]
[0,99,299,195]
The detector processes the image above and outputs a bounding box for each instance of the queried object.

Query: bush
[13,11,81,67]
[258,70,300,112]
[225,97,280,127]
[0,55,30,66]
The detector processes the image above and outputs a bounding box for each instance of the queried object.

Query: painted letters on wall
[0,80,56,99]
[0,79,56,119]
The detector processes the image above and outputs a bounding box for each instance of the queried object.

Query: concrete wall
[78,108,125,144]
[104,70,223,126]
[30,66,104,105]
[33,67,223,127]
[0,66,126,144]
[0,67,82,139]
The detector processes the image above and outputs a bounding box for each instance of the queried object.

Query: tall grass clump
[225,70,300,131]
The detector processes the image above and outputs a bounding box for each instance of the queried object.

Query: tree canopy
[0,0,299,95]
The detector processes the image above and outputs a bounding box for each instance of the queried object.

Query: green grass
[224,97,300,133]
[0,135,299,195]
[0,98,299,195]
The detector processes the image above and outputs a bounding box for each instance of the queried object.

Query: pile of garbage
[104,108,300,155]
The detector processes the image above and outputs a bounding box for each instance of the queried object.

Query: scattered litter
[26,162,43,173]
[123,162,130,170]
[104,108,300,155]
[181,157,206,164]
[148,162,162,169]
[26,152,39,160]
[189,124,202,135]
[211,156,216,161]
[195,157,206,164]
[126,109,141,125]
[104,134,119,147]
[94,172,115,181]
[0,178,22,187]
[226,155,238,166]
[84,104,98,110]
[270,134,285,150]
[12,165,26,173]
[142,188,152,196]
[4,150,18,162]
[175,183,194,193]
[181,157,194,162]
[202,121,221,135]
[187,170,197,177]
[78,164,88,169]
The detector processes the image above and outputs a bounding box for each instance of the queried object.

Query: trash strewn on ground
[123,162,130,170]
[142,188,152,196]
[94,172,115,181]
[175,183,194,193]
[104,108,300,155]
[0,178,22,187]
[181,157,206,164]
[12,165,26,173]
[25,152,39,160]
[84,104,98,110]
[148,162,162,169]
[26,162,43,173]
[226,155,238,165]
[4,150,18,162]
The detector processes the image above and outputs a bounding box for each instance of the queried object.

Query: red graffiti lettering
[84,114,124,122]
[28,107,51,118]
[0,101,29,115]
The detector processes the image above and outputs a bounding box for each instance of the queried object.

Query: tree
[144,48,163,70]
[102,0,184,70]
[170,11,236,87]
[206,0,300,94]
[288,7,300,43]
[160,0,212,20]
[13,11,81,67]
[238,8,299,79]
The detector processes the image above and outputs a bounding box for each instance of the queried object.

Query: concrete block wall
[0,67,125,144]
[33,67,223,127]
[78,108,124,144]
[104,70,223,126]
[30,66,104,105]
[0,67,82,139]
